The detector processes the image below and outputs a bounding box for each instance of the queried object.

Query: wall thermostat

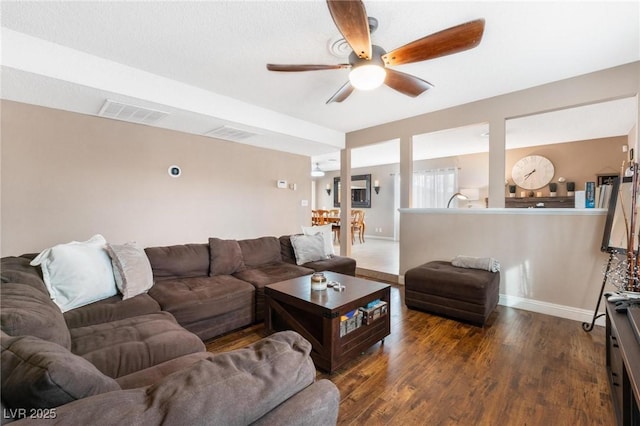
[277,180,287,189]
[168,165,182,178]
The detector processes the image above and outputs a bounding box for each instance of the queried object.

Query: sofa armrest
[9,331,318,426]
[250,379,340,426]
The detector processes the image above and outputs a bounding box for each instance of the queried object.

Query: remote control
[608,295,628,302]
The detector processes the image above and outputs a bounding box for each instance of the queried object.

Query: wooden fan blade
[326,81,354,104]
[384,69,433,97]
[267,64,350,72]
[382,19,485,66]
[326,0,372,59]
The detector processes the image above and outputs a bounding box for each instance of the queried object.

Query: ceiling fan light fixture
[349,64,386,90]
[311,163,325,177]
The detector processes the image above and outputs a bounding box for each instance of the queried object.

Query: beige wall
[506,136,628,195]
[1,101,312,255]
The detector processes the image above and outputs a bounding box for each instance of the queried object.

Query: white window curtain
[412,168,459,208]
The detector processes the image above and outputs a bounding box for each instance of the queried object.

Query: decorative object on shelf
[511,155,554,190]
[585,181,596,208]
[310,272,328,291]
[566,181,575,196]
[583,161,640,332]
[549,182,557,197]
[374,180,380,194]
[508,185,516,197]
[325,184,331,196]
[311,163,325,177]
[447,192,468,208]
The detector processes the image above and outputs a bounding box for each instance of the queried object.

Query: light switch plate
[277,180,287,189]
[301,199,309,206]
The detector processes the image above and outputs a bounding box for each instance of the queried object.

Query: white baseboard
[362,235,396,241]
[499,294,605,327]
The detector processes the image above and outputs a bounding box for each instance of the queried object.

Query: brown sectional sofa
[0,234,354,425]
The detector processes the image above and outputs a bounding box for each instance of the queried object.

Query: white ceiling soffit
[0,28,345,153]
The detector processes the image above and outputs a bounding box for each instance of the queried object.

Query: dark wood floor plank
[206,285,614,425]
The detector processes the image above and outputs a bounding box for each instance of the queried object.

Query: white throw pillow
[301,224,335,257]
[290,233,329,265]
[30,235,118,312]
[105,242,154,299]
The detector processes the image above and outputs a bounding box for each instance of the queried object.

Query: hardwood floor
[206,285,614,425]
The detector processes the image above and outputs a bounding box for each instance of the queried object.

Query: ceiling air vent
[98,99,169,125]
[204,125,259,142]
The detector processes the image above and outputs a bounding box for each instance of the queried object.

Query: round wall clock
[511,155,554,190]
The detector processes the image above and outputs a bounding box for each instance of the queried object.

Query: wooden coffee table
[264,272,390,373]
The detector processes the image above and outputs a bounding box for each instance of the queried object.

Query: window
[412,168,458,208]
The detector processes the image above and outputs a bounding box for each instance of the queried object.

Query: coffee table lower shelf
[265,276,390,373]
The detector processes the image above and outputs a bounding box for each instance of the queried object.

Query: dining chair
[351,210,365,244]
[314,209,329,225]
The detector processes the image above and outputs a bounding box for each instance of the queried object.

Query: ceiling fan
[267,0,485,104]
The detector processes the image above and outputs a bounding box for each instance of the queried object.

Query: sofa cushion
[279,235,357,276]
[70,312,205,378]
[233,263,313,322]
[105,243,154,300]
[233,263,313,290]
[145,243,209,281]
[208,238,246,276]
[115,352,212,389]
[300,255,357,276]
[29,234,118,312]
[63,293,161,329]
[1,333,120,411]
[290,233,328,265]
[147,275,254,340]
[1,283,72,350]
[238,237,282,267]
[1,256,48,294]
[143,330,316,425]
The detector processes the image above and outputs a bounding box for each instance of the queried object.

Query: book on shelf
[585,181,595,208]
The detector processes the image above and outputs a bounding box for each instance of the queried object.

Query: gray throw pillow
[1,334,120,410]
[209,238,246,275]
[105,243,154,299]
[290,233,329,265]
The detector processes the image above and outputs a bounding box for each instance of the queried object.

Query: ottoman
[405,260,500,325]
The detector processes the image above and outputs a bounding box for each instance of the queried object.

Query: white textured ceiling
[1,1,639,162]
